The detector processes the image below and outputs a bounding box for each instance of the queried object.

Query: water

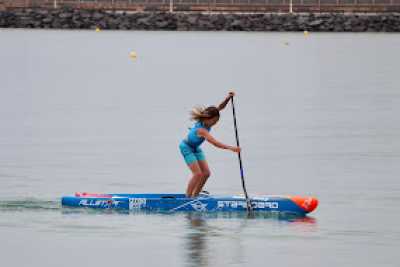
[1,29,400,267]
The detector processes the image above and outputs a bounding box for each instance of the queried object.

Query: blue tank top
[185,121,211,149]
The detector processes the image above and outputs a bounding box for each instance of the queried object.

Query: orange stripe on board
[75,192,112,198]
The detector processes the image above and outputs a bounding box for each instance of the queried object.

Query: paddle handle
[230,97,252,213]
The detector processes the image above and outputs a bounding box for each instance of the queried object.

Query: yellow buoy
[304,30,309,36]
[129,51,137,59]
[95,27,101,32]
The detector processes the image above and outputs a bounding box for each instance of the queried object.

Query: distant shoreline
[1,8,399,32]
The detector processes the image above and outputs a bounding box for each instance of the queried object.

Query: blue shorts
[179,141,205,165]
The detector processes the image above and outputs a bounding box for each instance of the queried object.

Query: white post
[289,0,293,13]
[169,0,173,12]
[54,0,57,9]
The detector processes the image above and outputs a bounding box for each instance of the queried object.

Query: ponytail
[190,106,220,121]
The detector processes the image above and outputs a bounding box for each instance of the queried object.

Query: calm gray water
[1,29,400,267]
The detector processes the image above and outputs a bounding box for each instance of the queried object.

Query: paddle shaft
[230,97,252,213]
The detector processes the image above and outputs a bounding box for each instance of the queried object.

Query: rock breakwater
[1,9,399,32]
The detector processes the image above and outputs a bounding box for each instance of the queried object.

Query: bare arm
[217,91,235,111]
[197,128,240,153]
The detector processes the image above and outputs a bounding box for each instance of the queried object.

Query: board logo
[217,201,279,210]
[190,201,208,211]
[129,198,146,210]
[301,197,313,210]
[79,199,112,208]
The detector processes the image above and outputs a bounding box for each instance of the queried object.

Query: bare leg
[192,160,211,197]
[186,162,203,198]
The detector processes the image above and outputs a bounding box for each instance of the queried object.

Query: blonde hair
[190,106,220,121]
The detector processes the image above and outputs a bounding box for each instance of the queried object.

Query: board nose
[289,196,319,213]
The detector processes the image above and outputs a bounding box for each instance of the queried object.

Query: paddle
[230,96,253,214]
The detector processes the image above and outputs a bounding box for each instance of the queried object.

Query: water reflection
[185,214,209,267]
[183,212,317,222]
[184,212,317,267]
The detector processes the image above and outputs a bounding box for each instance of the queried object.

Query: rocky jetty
[0,9,399,32]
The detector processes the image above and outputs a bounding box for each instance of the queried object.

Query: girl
[180,92,241,198]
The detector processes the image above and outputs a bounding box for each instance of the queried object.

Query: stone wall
[1,8,399,31]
